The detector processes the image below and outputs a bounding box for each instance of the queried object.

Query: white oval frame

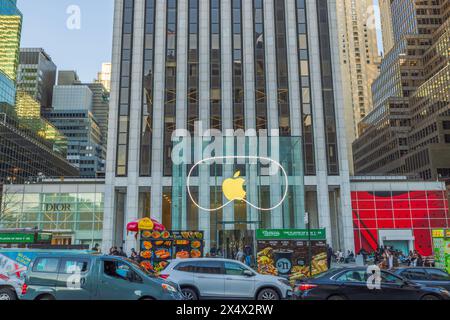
[186,156,289,212]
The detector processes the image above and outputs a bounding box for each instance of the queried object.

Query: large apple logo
[222,171,246,201]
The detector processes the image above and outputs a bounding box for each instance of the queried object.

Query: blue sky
[17,0,114,82]
[16,0,384,83]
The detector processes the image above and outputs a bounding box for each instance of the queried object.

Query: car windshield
[125,258,157,277]
[312,268,341,279]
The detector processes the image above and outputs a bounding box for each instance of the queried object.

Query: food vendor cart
[256,229,328,284]
[127,218,205,272]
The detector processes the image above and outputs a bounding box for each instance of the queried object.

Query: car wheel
[328,295,346,300]
[181,288,198,300]
[257,288,279,300]
[0,288,16,300]
[421,294,440,301]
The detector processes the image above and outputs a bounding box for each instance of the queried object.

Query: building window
[187,0,199,134]
[210,0,221,131]
[115,0,134,177]
[274,0,291,136]
[232,0,245,130]
[140,0,156,177]
[316,0,339,175]
[163,0,178,176]
[253,0,267,131]
[295,0,315,175]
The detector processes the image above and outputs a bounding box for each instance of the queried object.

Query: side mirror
[243,270,254,277]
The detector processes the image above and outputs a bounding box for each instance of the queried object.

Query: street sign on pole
[304,212,309,225]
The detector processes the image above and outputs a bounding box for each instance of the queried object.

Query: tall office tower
[379,0,394,54]
[103,0,353,253]
[55,70,110,153]
[336,0,381,173]
[0,0,21,83]
[0,0,78,184]
[85,82,110,146]
[57,70,81,86]
[45,85,106,177]
[96,62,112,92]
[353,0,450,180]
[17,48,57,112]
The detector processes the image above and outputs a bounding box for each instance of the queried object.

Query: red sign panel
[351,191,450,256]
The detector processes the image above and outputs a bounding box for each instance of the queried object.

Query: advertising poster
[0,250,38,289]
[432,229,450,273]
[140,230,173,272]
[256,229,328,283]
[172,231,204,259]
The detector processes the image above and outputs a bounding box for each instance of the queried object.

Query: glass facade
[115,0,134,176]
[139,0,156,176]
[316,0,339,175]
[0,70,15,106]
[171,136,305,245]
[352,190,450,256]
[0,0,22,82]
[0,102,78,183]
[0,186,104,246]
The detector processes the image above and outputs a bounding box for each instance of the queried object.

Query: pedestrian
[235,247,244,262]
[130,248,139,261]
[243,244,253,267]
[326,245,333,269]
[92,243,100,252]
[386,249,394,270]
[119,247,127,258]
[210,243,217,257]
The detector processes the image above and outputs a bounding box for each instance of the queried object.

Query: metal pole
[308,220,312,277]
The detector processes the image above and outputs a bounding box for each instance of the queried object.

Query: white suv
[161,258,292,300]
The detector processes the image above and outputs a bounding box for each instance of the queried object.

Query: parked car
[1,248,91,301]
[294,267,450,300]
[161,258,293,300]
[393,267,450,290]
[0,274,22,300]
[21,253,183,300]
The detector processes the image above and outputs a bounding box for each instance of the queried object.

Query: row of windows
[119,0,342,178]
[139,0,156,177]
[115,0,134,176]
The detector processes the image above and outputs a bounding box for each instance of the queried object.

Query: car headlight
[162,283,177,293]
[439,289,450,296]
[278,279,291,287]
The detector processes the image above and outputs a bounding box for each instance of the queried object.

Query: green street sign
[37,232,52,242]
[0,233,35,244]
[256,229,326,240]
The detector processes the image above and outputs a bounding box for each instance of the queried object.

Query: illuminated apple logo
[222,171,246,201]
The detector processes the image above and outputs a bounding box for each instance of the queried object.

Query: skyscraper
[378,0,394,53]
[44,85,106,177]
[336,0,381,173]
[17,48,57,112]
[353,0,450,180]
[0,0,79,183]
[103,0,353,253]
[96,62,112,92]
[0,0,21,83]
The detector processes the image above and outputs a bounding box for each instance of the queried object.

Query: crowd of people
[325,245,431,270]
[105,246,140,262]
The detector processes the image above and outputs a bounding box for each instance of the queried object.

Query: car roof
[169,258,244,264]
[32,252,102,258]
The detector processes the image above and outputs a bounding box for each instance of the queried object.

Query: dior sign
[44,203,72,212]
